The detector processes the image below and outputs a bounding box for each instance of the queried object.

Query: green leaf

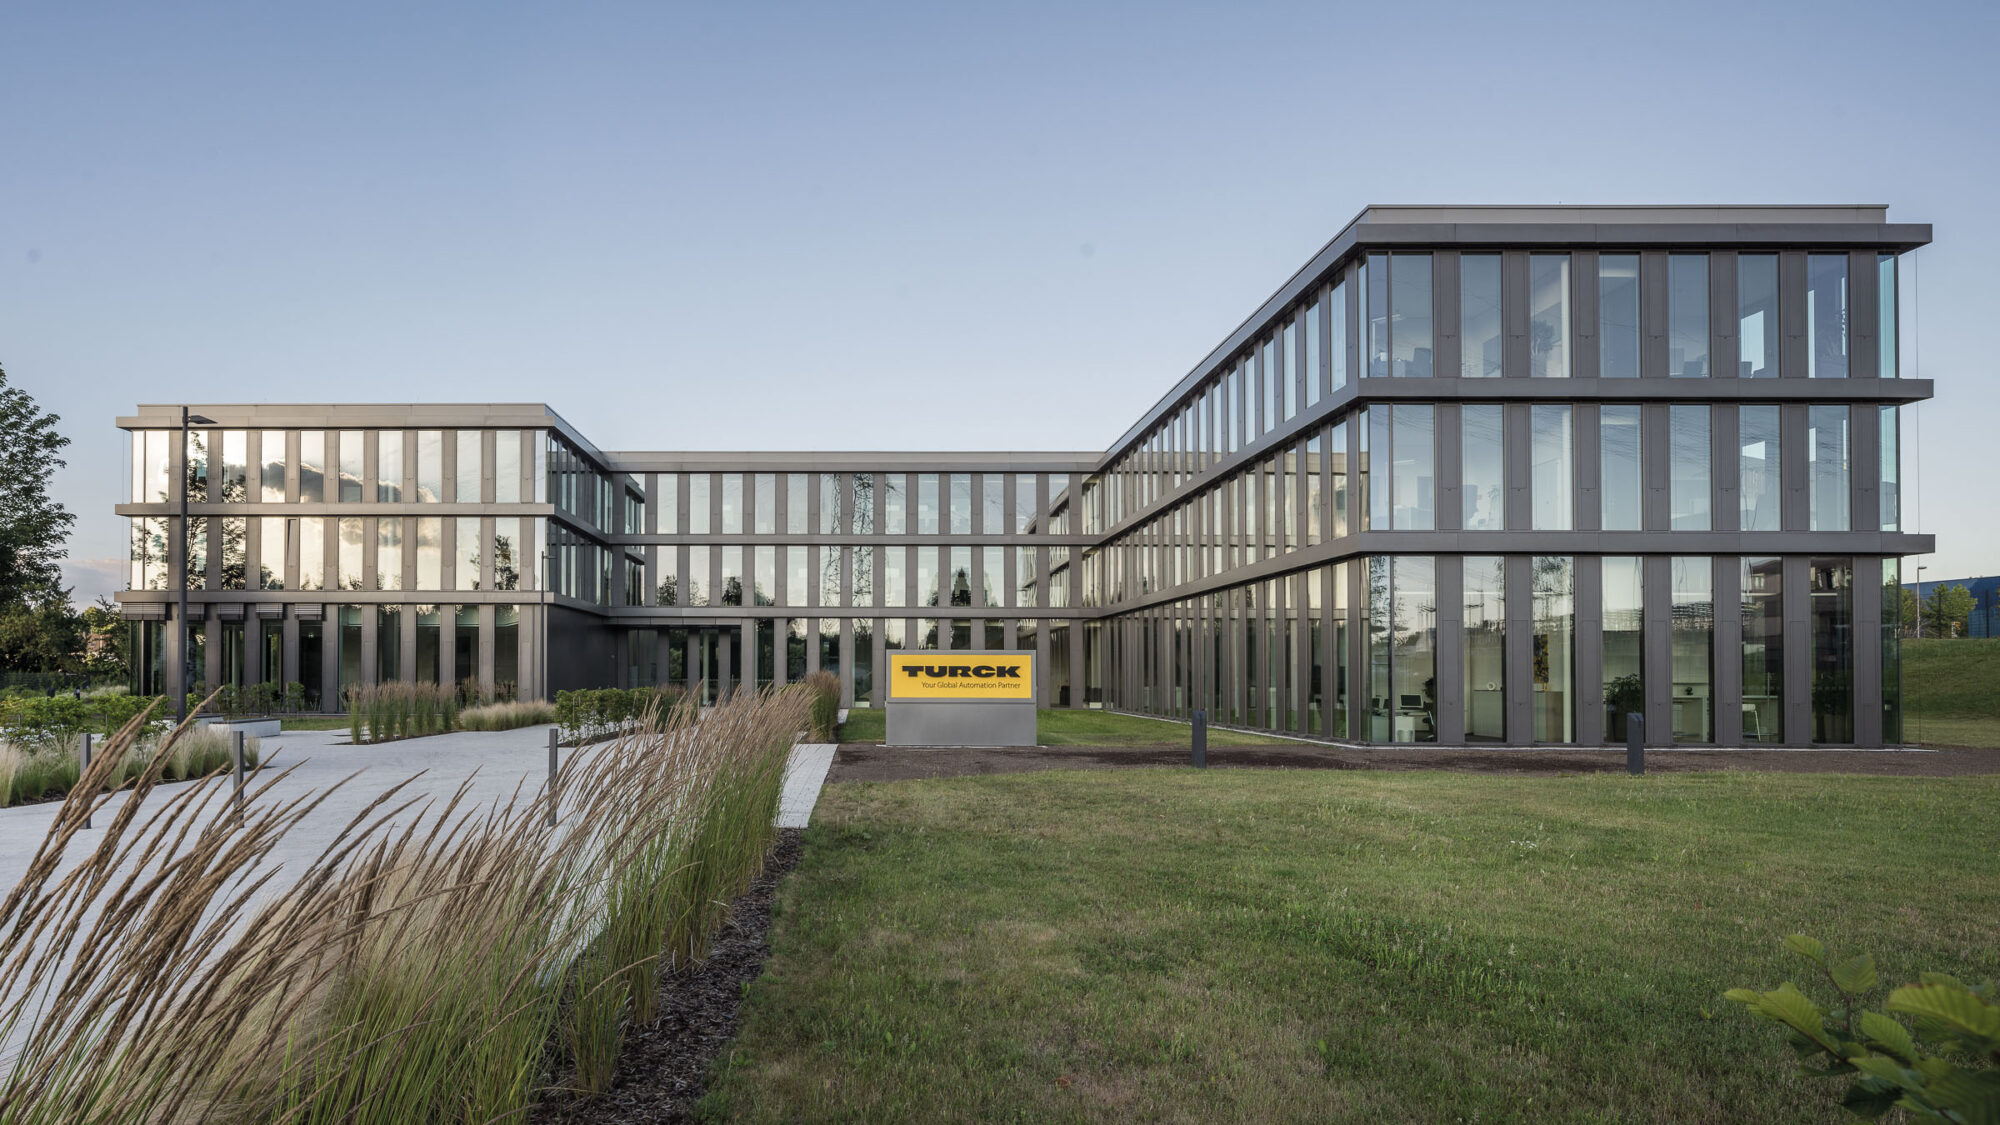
[1784,934,1829,966]
[1838,1077,1904,1120]
[1755,984,1839,1051]
[1858,1011,1920,1064]
[1887,984,2000,1045]
[1723,988,1764,1006]
[1831,953,1879,995]
[1919,1067,2000,1124]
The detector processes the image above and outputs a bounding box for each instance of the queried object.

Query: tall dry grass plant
[0,683,810,1124]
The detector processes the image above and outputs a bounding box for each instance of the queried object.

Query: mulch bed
[529,828,803,1125]
[828,742,2000,782]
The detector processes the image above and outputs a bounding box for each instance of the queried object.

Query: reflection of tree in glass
[494,534,519,591]
[220,518,247,590]
[184,432,209,502]
[950,567,972,608]
[722,576,743,607]
[656,575,677,606]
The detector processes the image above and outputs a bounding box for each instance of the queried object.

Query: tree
[0,600,82,675]
[0,363,76,610]
[1898,585,1921,637]
[1922,583,1974,638]
[81,597,126,680]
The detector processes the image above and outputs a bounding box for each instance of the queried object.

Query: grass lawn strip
[703,767,1999,1123]
[838,707,1297,747]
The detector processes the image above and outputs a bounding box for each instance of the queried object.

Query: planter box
[201,718,282,739]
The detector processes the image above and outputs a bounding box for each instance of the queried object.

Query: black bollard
[232,730,247,820]
[1192,709,1208,769]
[1626,712,1645,776]
[547,726,560,827]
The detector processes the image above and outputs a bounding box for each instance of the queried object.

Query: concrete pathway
[777,744,836,828]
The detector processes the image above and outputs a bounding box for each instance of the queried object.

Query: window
[1809,405,1850,531]
[1808,254,1849,379]
[1738,254,1778,378]
[785,546,807,608]
[1017,545,1037,607]
[1599,254,1640,379]
[1367,253,1434,378]
[1532,557,1574,742]
[220,431,248,501]
[1365,555,1435,743]
[1461,404,1504,531]
[917,546,940,608]
[1529,254,1570,378]
[1668,254,1708,378]
[949,474,971,535]
[948,545,971,607]
[981,546,1001,607]
[259,516,284,590]
[1739,406,1782,531]
[721,546,743,606]
[1530,405,1572,531]
[687,545,709,606]
[455,517,480,591]
[1463,556,1505,742]
[884,546,906,607]
[495,431,520,503]
[415,432,441,502]
[1878,254,1898,379]
[1014,474,1035,533]
[1329,278,1349,390]
[689,474,711,535]
[494,519,522,591]
[852,545,874,606]
[754,473,776,534]
[1881,406,1900,531]
[219,517,246,589]
[339,431,363,501]
[1389,405,1435,530]
[376,432,402,502]
[1600,405,1642,531]
[852,473,875,535]
[722,473,744,534]
[338,518,363,591]
[455,431,481,502]
[982,475,1004,534]
[785,473,807,534]
[1262,338,1277,433]
[655,546,678,606]
[376,519,402,590]
[884,473,907,534]
[1742,557,1783,743]
[1602,557,1643,743]
[1304,295,1322,407]
[1671,557,1713,743]
[1330,420,1348,537]
[1460,254,1502,379]
[413,518,437,590]
[917,474,940,534]
[1810,559,1853,742]
[1670,406,1710,531]
[1883,559,1903,742]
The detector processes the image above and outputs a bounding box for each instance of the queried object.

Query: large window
[949,474,972,535]
[1878,254,1898,379]
[1461,405,1503,531]
[1464,556,1505,742]
[1600,405,1642,531]
[1599,254,1640,379]
[1739,405,1782,531]
[917,474,940,534]
[339,431,364,501]
[1808,254,1849,379]
[1329,278,1349,391]
[376,432,402,502]
[415,432,440,502]
[301,432,326,502]
[1530,405,1572,531]
[1881,406,1900,531]
[338,518,363,591]
[1532,557,1574,742]
[1460,254,1502,379]
[1738,254,1778,378]
[689,474,711,535]
[1602,557,1643,742]
[1671,557,1713,743]
[1742,557,1784,742]
[1529,254,1570,378]
[454,431,480,503]
[819,474,841,535]
[1389,405,1435,530]
[1668,254,1709,378]
[1364,254,1433,378]
[376,519,402,591]
[722,473,744,535]
[1808,405,1850,531]
[1366,555,1435,743]
[1811,559,1854,743]
[1670,406,1711,531]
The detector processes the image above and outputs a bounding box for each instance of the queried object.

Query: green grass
[705,768,2000,1123]
[1905,637,2000,746]
[836,707,1297,747]
[279,715,353,731]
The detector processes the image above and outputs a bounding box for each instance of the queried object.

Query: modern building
[116,204,1934,747]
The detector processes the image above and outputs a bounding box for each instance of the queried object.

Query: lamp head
[186,414,217,426]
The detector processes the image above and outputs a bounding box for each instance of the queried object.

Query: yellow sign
[887,653,1035,701]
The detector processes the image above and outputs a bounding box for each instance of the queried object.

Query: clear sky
[4,0,1995,606]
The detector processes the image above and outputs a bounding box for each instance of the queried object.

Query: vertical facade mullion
[1504,554,1533,745]
[1575,556,1604,745]
[1853,556,1885,746]
[1782,555,1812,744]
[1643,555,1673,744]
[1433,554,1465,744]
[1714,405,1741,533]
[1436,405,1463,533]
[1714,555,1744,746]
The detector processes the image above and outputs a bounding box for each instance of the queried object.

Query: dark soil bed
[530,828,803,1125]
[829,742,2000,782]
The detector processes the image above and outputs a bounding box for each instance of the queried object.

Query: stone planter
[201,717,283,739]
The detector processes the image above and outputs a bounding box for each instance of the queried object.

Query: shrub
[343,681,458,744]
[804,670,839,741]
[553,685,690,745]
[1726,935,2000,1122]
[459,699,557,732]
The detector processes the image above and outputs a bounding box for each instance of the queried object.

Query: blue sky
[4,0,1995,604]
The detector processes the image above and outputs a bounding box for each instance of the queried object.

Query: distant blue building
[1906,575,2000,637]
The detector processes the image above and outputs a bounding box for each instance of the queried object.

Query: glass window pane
[949,474,971,535]
[1530,405,1572,531]
[376,518,402,591]
[1392,556,1436,742]
[1460,254,1502,379]
[1282,318,1299,420]
[339,517,363,590]
[785,473,807,534]
[1671,557,1713,743]
[259,516,284,590]
[412,518,436,590]
[455,431,480,502]
[493,518,521,591]
[1668,254,1709,378]
[1809,405,1850,531]
[1365,408,1388,531]
[721,473,744,535]
[755,473,776,534]
[1364,254,1386,378]
[1878,254,1898,379]
[1810,559,1854,742]
[982,475,1003,534]
[1598,254,1639,379]
[1464,555,1505,742]
[1461,404,1503,531]
[376,432,402,502]
[1391,254,1433,378]
[918,474,939,535]
[819,474,841,535]
[1808,254,1849,379]
[259,430,285,503]
[689,474,711,535]
[1602,557,1643,742]
[339,431,363,501]
[884,473,907,535]
[1390,405,1434,531]
[221,431,248,501]
[1882,559,1902,742]
[1742,557,1783,743]
[1738,254,1779,378]
[455,517,480,591]
[1599,405,1642,531]
[1739,405,1782,531]
[1670,405,1711,531]
[785,546,807,607]
[1532,557,1574,742]
[1880,406,1899,531]
[1304,297,1322,407]
[1529,254,1570,378]
[494,431,519,503]
[415,431,440,503]
[1329,278,1349,390]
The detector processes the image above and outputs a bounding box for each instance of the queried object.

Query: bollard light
[1626,712,1645,776]
[1192,708,1208,769]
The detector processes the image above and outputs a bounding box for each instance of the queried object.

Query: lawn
[704,768,2000,1123]
[837,707,1297,747]
[1905,637,2000,747]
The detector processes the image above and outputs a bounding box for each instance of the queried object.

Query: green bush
[553,685,690,745]
[344,682,458,744]
[803,670,839,741]
[1727,935,1999,1122]
[0,692,170,753]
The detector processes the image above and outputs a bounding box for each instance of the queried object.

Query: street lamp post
[177,407,216,724]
